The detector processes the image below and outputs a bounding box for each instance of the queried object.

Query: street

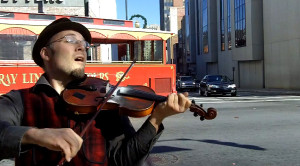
[131,90,300,166]
[2,90,300,166]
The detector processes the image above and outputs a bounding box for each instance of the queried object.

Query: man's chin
[70,68,85,80]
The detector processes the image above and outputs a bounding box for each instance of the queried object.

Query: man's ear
[40,47,50,61]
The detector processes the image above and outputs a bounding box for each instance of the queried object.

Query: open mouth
[75,57,84,62]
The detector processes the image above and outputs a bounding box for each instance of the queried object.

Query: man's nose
[76,41,86,51]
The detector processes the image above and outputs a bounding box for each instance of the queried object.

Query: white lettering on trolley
[0,74,18,86]
[22,73,42,84]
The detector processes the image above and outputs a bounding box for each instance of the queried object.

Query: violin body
[63,77,109,114]
[62,76,217,120]
[63,77,156,117]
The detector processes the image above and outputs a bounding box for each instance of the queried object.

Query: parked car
[199,75,237,96]
[176,76,197,91]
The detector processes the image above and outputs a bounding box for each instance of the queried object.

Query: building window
[202,0,209,54]
[29,14,55,20]
[220,0,225,51]
[103,20,125,26]
[227,0,232,50]
[196,0,200,54]
[0,12,14,18]
[234,0,246,47]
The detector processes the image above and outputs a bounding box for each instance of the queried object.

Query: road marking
[189,95,300,104]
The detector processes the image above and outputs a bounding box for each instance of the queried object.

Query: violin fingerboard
[118,88,167,102]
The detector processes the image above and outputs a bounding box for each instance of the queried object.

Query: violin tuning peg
[200,104,203,107]
[193,112,198,117]
[200,116,205,121]
[192,100,196,104]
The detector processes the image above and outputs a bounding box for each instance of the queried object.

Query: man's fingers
[184,96,192,110]
[60,141,72,162]
[177,93,191,112]
[64,130,83,159]
[22,128,83,163]
[173,93,178,106]
[183,92,189,97]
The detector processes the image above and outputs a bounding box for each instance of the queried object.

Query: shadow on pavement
[157,138,266,151]
[151,146,191,153]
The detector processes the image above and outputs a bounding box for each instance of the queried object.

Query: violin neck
[118,87,167,102]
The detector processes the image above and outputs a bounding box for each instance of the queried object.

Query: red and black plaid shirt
[16,88,107,166]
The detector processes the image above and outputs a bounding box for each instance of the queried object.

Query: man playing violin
[0,18,191,166]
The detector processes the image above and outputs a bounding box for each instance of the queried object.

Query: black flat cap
[32,18,91,67]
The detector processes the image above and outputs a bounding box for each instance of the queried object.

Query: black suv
[199,75,237,96]
[176,76,197,91]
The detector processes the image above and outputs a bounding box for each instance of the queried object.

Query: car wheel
[177,86,181,91]
[199,88,204,96]
[231,92,237,96]
[204,89,210,97]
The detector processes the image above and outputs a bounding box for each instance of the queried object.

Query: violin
[62,76,217,120]
[58,61,217,166]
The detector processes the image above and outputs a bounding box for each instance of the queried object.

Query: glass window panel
[234,0,246,47]
[203,0,207,9]
[240,6,243,18]
[0,34,37,60]
[242,4,246,19]
[0,12,14,18]
[202,0,209,54]
[203,11,208,25]
[87,41,164,63]
[220,0,225,51]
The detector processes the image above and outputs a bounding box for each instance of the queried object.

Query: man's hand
[22,128,83,162]
[149,92,191,131]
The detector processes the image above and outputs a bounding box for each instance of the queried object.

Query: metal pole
[232,67,235,82]
[125,0,128,20]
[125,0,130,60]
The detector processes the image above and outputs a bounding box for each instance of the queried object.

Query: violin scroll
[190,100,217,121]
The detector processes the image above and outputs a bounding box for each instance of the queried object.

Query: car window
[181,77,193,81]
[221,76,228,82]
[207,75,222,82]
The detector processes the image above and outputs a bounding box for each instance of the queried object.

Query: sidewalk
[238,88,300,96]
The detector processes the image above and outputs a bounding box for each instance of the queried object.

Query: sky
[115,0,160,26]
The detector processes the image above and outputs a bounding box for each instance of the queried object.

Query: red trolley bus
[0,11,175,96]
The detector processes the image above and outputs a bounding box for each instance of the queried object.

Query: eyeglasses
[46,35,90,50]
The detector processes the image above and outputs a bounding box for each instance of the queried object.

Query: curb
[237,88,300,95]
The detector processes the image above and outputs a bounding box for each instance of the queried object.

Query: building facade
[184,0,300,89]
[263,0,300,89]
[159,0,185,65]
